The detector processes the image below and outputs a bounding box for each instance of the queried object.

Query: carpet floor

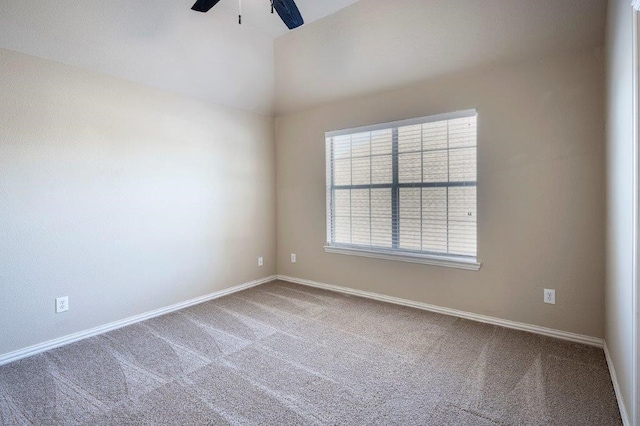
[0,280,622,425]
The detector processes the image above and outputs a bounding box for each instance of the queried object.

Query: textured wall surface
[0,48,276,356]
[605,0,636,422]
[276,49,606,338]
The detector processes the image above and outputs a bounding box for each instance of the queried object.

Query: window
[325,110,480,270]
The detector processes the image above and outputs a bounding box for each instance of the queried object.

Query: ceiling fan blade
[191,0,222,13]
[273,0,304,30]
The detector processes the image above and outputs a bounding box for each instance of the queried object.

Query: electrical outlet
[258,257,264,267]
[56,296,69,313]
[291,253,297,263]
[543,289,555,305]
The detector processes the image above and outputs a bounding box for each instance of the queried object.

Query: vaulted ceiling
[0,0,607,116]
[0,0,359,115]
[274,0,608,114]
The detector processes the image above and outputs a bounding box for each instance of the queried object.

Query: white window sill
[323,246,481,271]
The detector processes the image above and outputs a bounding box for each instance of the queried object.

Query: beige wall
[276,49,606,338]
[0,48,276,357]
[605,0,636,423]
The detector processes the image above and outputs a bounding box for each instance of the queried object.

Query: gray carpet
[0,280,622,425]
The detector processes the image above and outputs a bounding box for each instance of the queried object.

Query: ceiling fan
[191,0,304,30]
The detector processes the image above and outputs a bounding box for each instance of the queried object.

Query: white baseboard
[3,273,623,420]
[0,275,277,367]
[604,342,631,426]
[276,275,604,348]
[284,272,626,421]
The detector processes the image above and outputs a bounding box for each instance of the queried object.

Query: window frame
[324,109,481,271]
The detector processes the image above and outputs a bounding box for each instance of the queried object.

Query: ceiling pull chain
[238,0,242,24]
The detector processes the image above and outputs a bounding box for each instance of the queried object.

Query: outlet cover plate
[543,289,555,305]
[291,253,297,263]
[258,257,264,267]
[56,296,69,313]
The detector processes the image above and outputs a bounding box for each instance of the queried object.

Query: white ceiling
[0,0,359,115]
[0,0,607,116]
[274,0,608,114]
[215,0,361,38]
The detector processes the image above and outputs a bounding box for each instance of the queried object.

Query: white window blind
[325,110,478,266]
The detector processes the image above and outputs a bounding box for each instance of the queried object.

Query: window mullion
[420,124,424,251]
[392,127,399,249]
